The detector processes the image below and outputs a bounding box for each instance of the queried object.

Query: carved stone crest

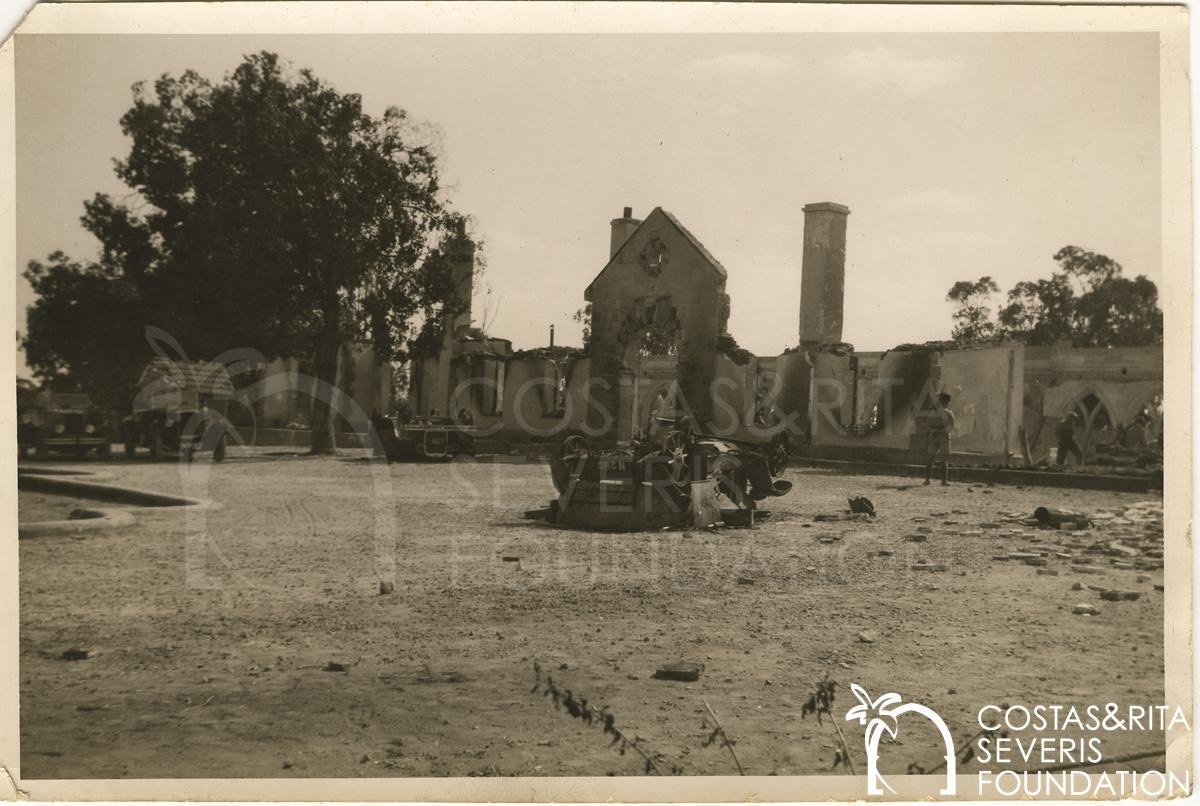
[638,236,669,277]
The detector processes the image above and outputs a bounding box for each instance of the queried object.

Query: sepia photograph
[3,3,1192,801]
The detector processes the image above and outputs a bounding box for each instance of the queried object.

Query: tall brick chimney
[799,202,850,347]
[610,206,642,259]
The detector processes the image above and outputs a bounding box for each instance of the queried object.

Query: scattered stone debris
[1036,569,1059,576]
[904,534,927,543]
[736,576,755,585]
[911,561,947,572]
[878,549,895,557]
[1072,603,1100,616]
[857,630,877,644]
[1099,590,1141,602]
[653,662,704,682]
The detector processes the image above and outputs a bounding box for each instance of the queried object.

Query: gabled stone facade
[584,207,731,442]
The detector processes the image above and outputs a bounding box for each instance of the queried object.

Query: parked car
[18,392,111,460]
[121,359,234,461]
[384,415,476,461]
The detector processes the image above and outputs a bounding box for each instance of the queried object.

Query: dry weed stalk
[530,660,683,775]
[800,675,856,774]
[700,699,745,775]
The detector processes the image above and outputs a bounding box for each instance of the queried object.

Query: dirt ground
[19,451,1166,779]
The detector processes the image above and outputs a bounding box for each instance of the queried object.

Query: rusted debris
[1034,507,1090,529]
[653,662,704,682]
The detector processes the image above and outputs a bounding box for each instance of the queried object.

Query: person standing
[370,408,396,458]
[1055,412,1084,465]
[924,392,956,486]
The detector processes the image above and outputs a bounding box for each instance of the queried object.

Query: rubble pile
[1086,500,1165,571]
[987,499,1164,578]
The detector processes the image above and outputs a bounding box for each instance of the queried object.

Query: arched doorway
[616,300,682,443]
[1067,391,1116,462]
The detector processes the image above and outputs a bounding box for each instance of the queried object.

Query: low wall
[802,444,1012,466]
[236,428,378,450]
[793,456,1154,493]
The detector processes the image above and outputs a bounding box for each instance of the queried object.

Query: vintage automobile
[18,392,111,460]
[534,418,793,530]
[121,359,234,461]
[381,414,477,461]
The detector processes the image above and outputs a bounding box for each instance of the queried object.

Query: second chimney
[609,206,642,259]
[798,202,850,347]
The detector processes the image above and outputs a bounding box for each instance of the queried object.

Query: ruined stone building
[258,346,392,430]
[410,203,1163,465]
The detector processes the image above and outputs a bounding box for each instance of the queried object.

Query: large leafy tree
[23,51,457,452]
[947,246,1163,348]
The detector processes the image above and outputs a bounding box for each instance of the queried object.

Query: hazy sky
[15,33,1161,371]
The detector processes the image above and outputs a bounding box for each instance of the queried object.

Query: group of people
[1055,410,1159,466]
[923,393,1161,485]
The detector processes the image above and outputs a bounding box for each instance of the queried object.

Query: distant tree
[570,301,678,355]
[946,276,1000,345]
[948,246,1163,348]
[573,303,593,347]
[23,51,460,452]
[21,251,147,411]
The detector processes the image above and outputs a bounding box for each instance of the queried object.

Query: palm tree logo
[845,683,956,796]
